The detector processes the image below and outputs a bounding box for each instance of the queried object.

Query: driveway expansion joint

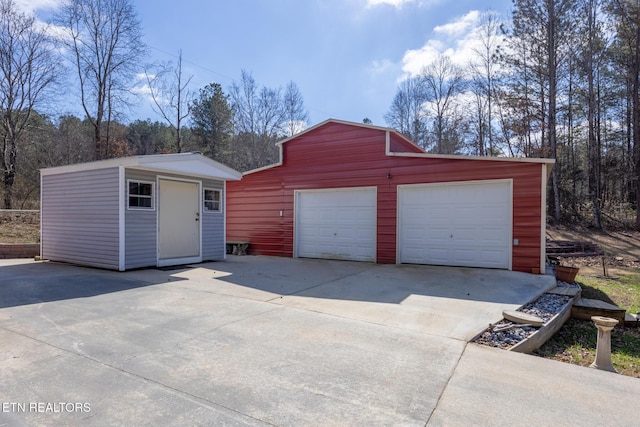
[5,257,587,426]
[0,324,276,426]
[424,342,467,426]
[263,270,369,303]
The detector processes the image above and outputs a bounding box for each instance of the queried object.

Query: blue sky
[25,0,512,127]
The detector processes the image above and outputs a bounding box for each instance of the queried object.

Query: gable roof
[275,118,417,148]
[245,119,555,176]
[40,152,242,181]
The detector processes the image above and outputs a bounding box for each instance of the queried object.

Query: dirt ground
[546,224,640,275]
[0,211,39,244]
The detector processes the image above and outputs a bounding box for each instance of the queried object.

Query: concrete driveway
[1,256,639,426]
[159,256,556,341]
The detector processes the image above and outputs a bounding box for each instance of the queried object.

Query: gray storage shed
[40,153,242,271]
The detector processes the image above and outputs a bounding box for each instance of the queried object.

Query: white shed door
[295,188,376,262]
[398,181,511,269]
[158,179,201,264]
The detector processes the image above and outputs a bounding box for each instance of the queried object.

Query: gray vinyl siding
[41,167,120,270]
[202,179,225,261]
[124,169,157,269]
[123,171,226,268]
[42,166,227,271]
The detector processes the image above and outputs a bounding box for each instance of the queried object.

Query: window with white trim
[204,188,221,212]
[128,180,154,210]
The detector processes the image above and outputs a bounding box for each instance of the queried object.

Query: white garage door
[398,180,512,269]
[295,188,376,262]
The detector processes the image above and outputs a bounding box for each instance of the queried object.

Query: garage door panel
[296,188,376,262]
[454,249,477,264]
[425,228,449,237]
[483,230,507,241]
[430,206,450,220]
[482,250,506,263]
[398,181,511,269]
[428,249,449,264]
[456,207,475,217]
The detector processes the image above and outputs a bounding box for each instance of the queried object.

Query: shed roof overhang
[40,152,242,181]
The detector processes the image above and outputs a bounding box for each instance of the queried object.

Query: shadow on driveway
[0,261,186,309]
[174,255,557,340]
[0,256,555,340]
[205,255,555,305]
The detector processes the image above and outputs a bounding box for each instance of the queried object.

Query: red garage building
[226,119,554,273]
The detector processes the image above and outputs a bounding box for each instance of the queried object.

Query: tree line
[0,0,308,210]
[385,1,640,229]
[1,72,308,210]
[4,0,640,231]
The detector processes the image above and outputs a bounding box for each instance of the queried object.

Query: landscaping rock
[474,293,572,349]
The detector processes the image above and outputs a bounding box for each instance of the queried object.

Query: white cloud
[12,0,66,41]
[14,0,63,14]
[139,72,155,81]
[281,120,308,137]
[131,84,152,98]
[366,0,416,7]
[369,59,395,76]
[366,0,444,9]
[433,10,479,36]
[131,74,153,99]
[400,40,442,78]
[34,20,68,41]
[400,10,503,78]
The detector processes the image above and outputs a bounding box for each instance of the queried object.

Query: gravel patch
[474,291,573,350]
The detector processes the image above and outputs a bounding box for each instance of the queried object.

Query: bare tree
[470,11,503,155]
[421,55,466,154]
[609,0,640,229]
[282,81,309,136]
[144,50,193,153]
[226,71,281,170]
[229,70,259,136]
[469,81,489,155]
[384,76,428,147]
[503,0,576,222]
[224,70,312,170]
[57,0,146,160]
[256,85,284,137]
[579,0,606,228]
[0,0,59,209]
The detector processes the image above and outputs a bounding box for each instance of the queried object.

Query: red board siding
[227,121,546,272]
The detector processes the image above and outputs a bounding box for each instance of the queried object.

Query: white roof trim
[41,152,242,181]
[275,118,402,147]
[243,143,284,175]
[243,118,555,176]
[385,150,556,165]
[244,119,413,176]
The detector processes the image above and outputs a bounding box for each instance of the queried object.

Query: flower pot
[555,265,579,283]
